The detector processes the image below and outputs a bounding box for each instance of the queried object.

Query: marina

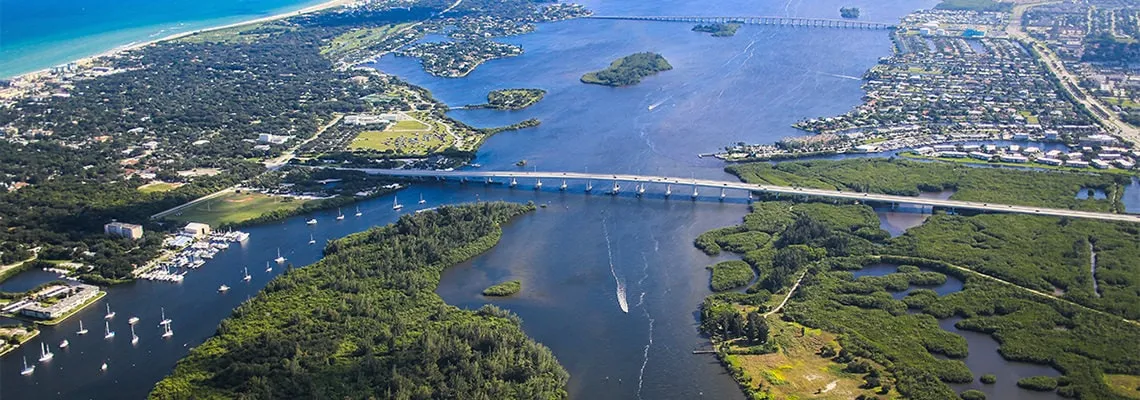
[140,230,251,283]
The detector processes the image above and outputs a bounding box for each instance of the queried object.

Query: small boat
[104,303,115,319]
[130,325,139,345]
[242,267,251,282]
[308,234,316,245]
[100,362,108,372]
[393,196,404,211]
[128,316,140,325]
[104,321,115,339]
[418,194,426,205]
[354,206,362,217]
[21,357,34,376]
[336,208,345,221]
[162,322,174,338]
[274,248,286,264]
[77,320,89,335]
[265,261,273,273]
[59,339,69,349]
[159,307,172,327]
[38,342,53,362]
[306,218,317,225]
[218,284,230,293]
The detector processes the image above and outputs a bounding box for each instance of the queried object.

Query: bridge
[337,168,1140,224]
[586,15,896,30]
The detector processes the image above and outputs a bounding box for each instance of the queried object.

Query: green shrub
[980,374,996,384]
[959,389,986,400]
[1017,376,1058,392]
[708,260,755,291]
[482,280,522,296]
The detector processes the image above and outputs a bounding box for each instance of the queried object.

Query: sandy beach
[8,0,354,82]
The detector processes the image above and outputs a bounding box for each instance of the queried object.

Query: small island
[482,280,522,296]
[580,52,673,87]
[840,7,861,19]
[468,89,546,110]
[692,22,740,37]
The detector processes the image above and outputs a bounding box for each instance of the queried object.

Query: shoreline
[5,0,353,82]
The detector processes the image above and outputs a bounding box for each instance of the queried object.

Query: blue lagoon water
[6,1,1079,400]
[0,0,326,78]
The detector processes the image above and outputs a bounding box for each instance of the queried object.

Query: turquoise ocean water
[0,0,325,79]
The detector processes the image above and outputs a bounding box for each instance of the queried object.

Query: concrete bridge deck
[337,168,1140,224]
[586,15,896,30]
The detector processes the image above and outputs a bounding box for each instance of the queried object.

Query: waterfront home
[1000,154,1029,163]
[1065,160,1090,168]
[1036,158,1063,166]
[1092,159,1111,169]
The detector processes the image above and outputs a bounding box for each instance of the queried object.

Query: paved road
[333,168,1140,223]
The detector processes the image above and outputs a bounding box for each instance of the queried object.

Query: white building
[104,221,143,240]
[182,222,211,238]
[257,134,290,145]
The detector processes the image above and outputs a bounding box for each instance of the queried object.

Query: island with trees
[580,52,673,87]
[150,202,569,399]
[692,159,1140,400]
[482,280,522,296]
[692,22,741,37]
[467,89,546,110]
[840,7,861,19]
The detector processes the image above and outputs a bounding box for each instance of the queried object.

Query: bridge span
[586,15,896,30]
[337,168,1140,224]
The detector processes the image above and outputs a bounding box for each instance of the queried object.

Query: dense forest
[150,202,568,399]
[580,52,673,87]
[695,197,1140,399]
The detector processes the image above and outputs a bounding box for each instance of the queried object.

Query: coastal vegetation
[727,158,1124,212]
[468,89,546,110]
[692,23,740,37]
[840,7,861,19]
[707,260,755,291]
[694,194,1140,399]
[150,202,569,399]
[482,280,522,296]
[580,52,673,87]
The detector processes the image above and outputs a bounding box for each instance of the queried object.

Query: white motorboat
[306,218,317,225]
[218,284,230,293]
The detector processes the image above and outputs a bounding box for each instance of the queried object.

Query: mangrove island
[482,280,522,296]
[580,52,673,87]
[692,22,741,37]
[468,89,546,110]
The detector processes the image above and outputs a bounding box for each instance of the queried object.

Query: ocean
[0,0,327,79]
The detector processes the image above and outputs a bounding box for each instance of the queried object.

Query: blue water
[0,0,327,79]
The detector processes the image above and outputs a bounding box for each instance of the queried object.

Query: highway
[334,168,1140,223]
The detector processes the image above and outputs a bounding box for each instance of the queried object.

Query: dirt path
[763,271,807,317]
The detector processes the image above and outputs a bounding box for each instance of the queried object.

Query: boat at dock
[21,357,34,376]
[77,320,88,335]
[104,321,115,339]
[104,303,115,319]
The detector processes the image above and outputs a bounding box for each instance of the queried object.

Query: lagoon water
[0,0,1082,399]
[0,0,326,79]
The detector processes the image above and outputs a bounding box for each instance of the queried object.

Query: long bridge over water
[586,15,896,30]
[338,168,1140,224]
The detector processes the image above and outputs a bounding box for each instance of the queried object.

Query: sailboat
[354,206,362,217]
[128,316,140,325]
[59,339,69,349]
[162,322,174,338]
[218,284,230,293]
[20,357,34,376]
[104,303,115,319]
[130,324,139,345]
[418,193,426,205]
[274,248,286,264]
[77,320,89,335]
[38,342,53,362]
[393,196,404,210]
[242,267,251,282]
[159,307,172,327]
[104,321,115,339]
[308,234,316,245]
[336,208,345,221]
[265,261,273,273]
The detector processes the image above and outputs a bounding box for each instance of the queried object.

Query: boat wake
[647,96,671,110]
[636,310,655,399]
[813,70,861,80]
[602,218,628,313]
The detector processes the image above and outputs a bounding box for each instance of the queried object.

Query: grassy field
[321,24,411,58]
[166,191,311,227]
[348,117,450,155]
[1105,374,1140,399]
[1103,97,1140,110]
[138,182,182,194]
[725,318,890,399]
[178,22,292,44]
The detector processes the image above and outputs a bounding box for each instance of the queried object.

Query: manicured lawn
[166,192,311,227]
[348,116,448,155]
[321,23,411,58]
[138,182,182,194]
